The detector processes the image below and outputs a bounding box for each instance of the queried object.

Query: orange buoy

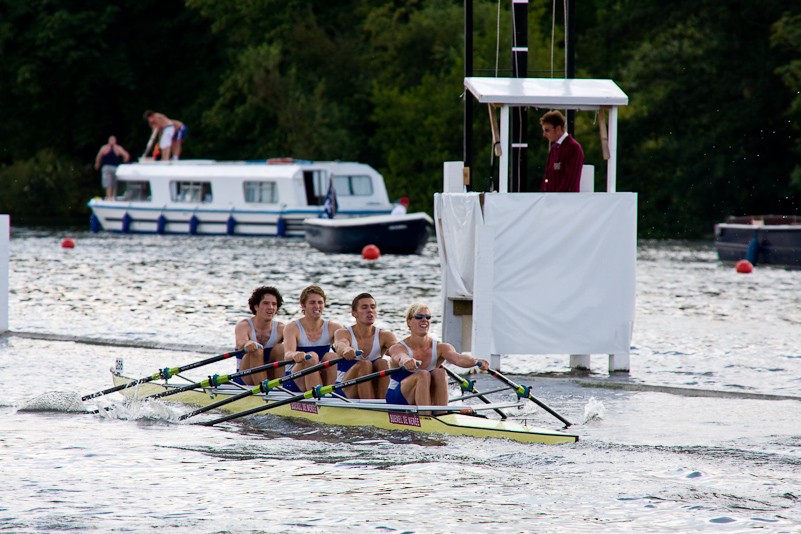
[362,244,380,260]
[735,259,753,273]
[61,238,75,249]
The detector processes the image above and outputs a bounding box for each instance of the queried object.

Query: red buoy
[735,259,753,273]
[61,238,75,249]
[362,244,380,260]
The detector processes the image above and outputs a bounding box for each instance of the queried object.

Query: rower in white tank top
[335,325,382,383]
[385,338,438,396]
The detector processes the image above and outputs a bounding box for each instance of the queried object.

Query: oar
[142,354,318,402]
[486,367,572,427]
[442,365,508,419]
[178,354,353,421]
[81,349,245,401]
[198,365,402,426]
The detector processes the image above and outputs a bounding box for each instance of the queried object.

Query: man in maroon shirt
[539,111,584,192]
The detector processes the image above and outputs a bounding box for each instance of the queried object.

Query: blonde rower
[386,302,488,407]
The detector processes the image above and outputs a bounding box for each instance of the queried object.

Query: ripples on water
[2,229,801,533]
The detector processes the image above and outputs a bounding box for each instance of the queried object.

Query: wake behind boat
[88,158,393,237]
[109,367,578,444]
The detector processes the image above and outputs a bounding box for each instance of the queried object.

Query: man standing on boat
[332,293,399,399]
[234,286,286,386]
[94,136,130,200]
[540,110,584,192]
[386,302,488,409]
[143,110,187,161]
[282,285,343,393]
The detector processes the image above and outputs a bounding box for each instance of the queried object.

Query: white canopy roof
[464,77,628,109]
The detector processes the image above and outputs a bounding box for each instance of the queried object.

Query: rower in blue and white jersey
[234,286,286,386]
[282,285,343,393]
[386,302,488,410]
[332,293,399,399]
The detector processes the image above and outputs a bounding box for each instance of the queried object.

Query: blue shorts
[281,378,302,393]
[173,124,188,141]
[385,384,409,406]
[232,348,273,385]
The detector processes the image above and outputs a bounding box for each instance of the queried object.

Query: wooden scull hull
[111,373,578,444]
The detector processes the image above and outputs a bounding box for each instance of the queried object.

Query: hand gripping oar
[486,368,572,427]
[142,354,317,402]
[178,354,353,421]
[81,349,245,402]
[441,365,508,419]
[198,365,401,427]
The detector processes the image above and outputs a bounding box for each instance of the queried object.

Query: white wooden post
[0,215,9,333]
[499,105,509,193]
[443,161,465,193]
[607,106,619,193]
[609,353,630,372]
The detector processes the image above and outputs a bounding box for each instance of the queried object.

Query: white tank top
[296,319,330,349]
[236,318,278,371]
[346,325,382,362]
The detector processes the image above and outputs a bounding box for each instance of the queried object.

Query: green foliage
[584,0,801,237]
[0,150,96,224]
[1,0,799,236]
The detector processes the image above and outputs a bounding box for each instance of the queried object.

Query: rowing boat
[110,370,578,444]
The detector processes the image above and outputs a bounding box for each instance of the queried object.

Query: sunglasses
[413,314,432,320]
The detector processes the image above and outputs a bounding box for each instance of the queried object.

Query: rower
[386,302,489,410]
[234,286,286,385]
[332,293,399,399]
[282,285,343,392]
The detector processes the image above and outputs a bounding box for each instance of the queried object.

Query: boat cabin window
[170,181,213,203]
[116,181,151,201]
[334,175,374,196]
[244,181,278,203]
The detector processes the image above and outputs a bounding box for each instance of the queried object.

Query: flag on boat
[321,174,338,218]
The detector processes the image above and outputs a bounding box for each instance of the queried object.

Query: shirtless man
[386,302,488,409]
[332,293,399,399]
[143,110,187,160]
[282,285,343,393]
[234,286,286,385]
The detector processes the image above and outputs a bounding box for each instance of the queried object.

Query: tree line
[1,0,799,237]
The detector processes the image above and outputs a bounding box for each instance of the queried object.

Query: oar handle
[199,366,402,426]
[487,367,572,428]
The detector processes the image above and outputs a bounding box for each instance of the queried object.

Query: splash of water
[582,396,605,424]
[18,391,87,412]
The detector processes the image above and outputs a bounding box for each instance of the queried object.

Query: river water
[1,229,800,533]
